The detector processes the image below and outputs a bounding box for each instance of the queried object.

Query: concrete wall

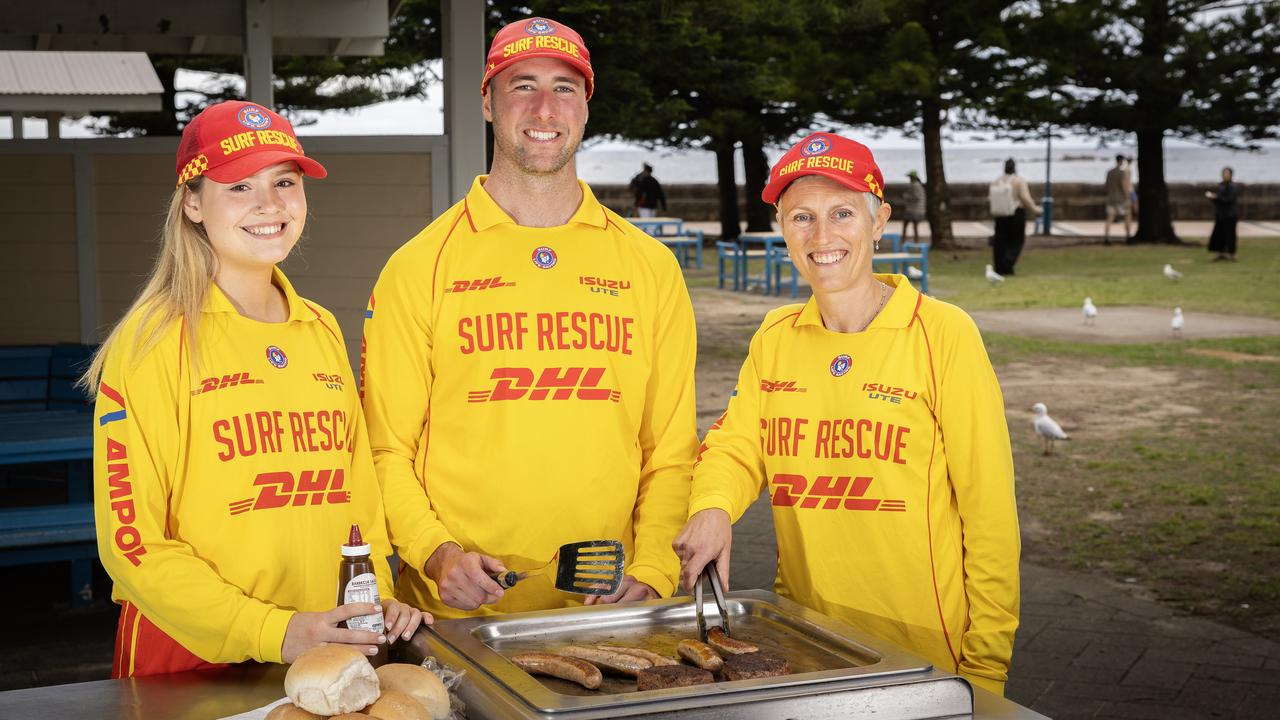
[593,182,1280,222]
[0,136,450,368]
[0,154,78,345]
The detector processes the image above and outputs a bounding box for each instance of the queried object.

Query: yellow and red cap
[481,17,594,100]
[175,101,327,187]
[762,133,884,204]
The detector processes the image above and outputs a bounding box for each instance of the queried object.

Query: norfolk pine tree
[820,0,1016,250]
[1002,0,1280,244]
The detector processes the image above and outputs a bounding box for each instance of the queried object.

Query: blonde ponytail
[79,179,216,393]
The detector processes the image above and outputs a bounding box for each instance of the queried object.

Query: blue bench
[0,345,97,607]
[770,240,931,299]
[660,229,703,269]
[717,240,771,293]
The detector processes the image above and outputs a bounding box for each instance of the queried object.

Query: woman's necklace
[855,281,891,333]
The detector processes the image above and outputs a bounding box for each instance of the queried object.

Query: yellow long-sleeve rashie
[689,274,1019,696]
[361,177,697,619]
[94,268,395,670]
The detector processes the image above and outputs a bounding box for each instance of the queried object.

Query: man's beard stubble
[490,101,583,177]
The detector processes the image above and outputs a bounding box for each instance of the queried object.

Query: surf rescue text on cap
[174,101,327,187]
[761,133,885,204]
[481,17,595,100]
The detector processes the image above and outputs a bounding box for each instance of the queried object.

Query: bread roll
[264,703,323,720]
[375,664,450,719]
[365,689,430,720]
[284,645,381,716]
[329,714,372,719]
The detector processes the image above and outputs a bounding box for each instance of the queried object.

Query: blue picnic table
[625,216,703,269]
[624,216,684,236]
[1,345,97,607]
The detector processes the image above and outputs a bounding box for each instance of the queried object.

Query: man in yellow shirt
[361,17,697,619]
[674,133,1019,695]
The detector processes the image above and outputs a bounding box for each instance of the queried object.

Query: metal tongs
[694,559,732,642]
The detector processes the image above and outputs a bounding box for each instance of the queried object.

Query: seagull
[1172,307,1184,338]
[985,264,1005,284]
[1032,403,1069,456]
[1082,297,1098,326]
[907,266,924,280]
[1163,263,1183,280]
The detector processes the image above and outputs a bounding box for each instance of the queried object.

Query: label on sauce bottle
[338,523,386,662]
[342,572,384,633]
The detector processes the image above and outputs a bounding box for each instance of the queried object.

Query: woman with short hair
[674,133,1020,696]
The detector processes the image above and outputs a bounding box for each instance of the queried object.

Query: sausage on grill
[676,639,723,672]
[512,652,603,690]
[560,645,652,677]
[595,645,680,667]
[707,626,759,655]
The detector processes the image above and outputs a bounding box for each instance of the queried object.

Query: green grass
[928,237,1280,317]
[983,333,1280,384]
[683,238,1280,637]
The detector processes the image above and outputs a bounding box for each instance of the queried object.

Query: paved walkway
[728,494,1280,719]
[968,306,1280,344]
[684,219,1280,241]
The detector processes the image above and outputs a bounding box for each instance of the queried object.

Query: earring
[874,238,880,252]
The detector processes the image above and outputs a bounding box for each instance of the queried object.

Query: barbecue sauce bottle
[337,524,387,666]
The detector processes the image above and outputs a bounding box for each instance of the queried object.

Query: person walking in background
[629,162,667,217]
[1206,166,1239,261]
[1103,154,1131,245]
[901,170,926,243]
[988,159,1040,276]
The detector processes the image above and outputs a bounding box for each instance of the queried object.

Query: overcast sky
[5,65,1273,154]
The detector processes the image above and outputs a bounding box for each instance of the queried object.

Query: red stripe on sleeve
[99,382,125,407]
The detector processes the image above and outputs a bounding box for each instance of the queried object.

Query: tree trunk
[741,133,774,232]
[921,99,957,249]
[714,141,741,239]
[157,63,179,135]
[1128,129,1180,244]
[1128,0,1180,244]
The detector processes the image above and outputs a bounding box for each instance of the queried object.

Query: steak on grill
[636,664,715,690]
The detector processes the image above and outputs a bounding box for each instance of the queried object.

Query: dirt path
[969,305,1280,344]
[689,285,1279,643]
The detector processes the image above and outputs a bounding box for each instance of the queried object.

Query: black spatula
[489,540,625,596]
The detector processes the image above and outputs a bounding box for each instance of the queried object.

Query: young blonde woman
[82,101,427,677]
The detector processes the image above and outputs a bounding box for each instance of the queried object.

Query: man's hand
[584,575,658,605]
[281,603,385,663]
[672,508,733,593]
[425,542,508,610]
[382,599,431,644]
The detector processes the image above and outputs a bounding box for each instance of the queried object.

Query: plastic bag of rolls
[266,645,453,719]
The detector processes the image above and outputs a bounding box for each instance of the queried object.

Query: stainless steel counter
[0,592,1048,720]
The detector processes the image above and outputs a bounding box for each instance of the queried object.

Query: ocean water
[579,144,1279,185]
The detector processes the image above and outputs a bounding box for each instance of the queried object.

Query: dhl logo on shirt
[446,276,512,293]
[191,371,264,397]
[771,473,906,512]
[761,379,807,393]
[467,366,620,403]
[227,468,351,516]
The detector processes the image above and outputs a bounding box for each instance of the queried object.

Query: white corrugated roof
[0,51,162,96]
